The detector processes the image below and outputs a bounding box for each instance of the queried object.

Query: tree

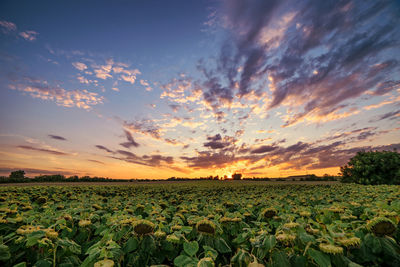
[9,170,25,180]
[232,173,242,180]
[340,150,400,185]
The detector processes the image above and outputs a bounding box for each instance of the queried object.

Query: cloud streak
[48,135,67,141]
[11,83,104,110]
[17,145,69,156]
[119,130,140,148]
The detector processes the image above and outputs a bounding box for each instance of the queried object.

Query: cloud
[123,119,163,140]
[17,145,69,156]
[11,84,104,110]
[48,134,67,141]
[95,145,114,153]
[191,0,400,127]
[89,59,141,83]
[94,68,112,80]
[119,130,140,148]
[19,30,38,41]
[203,134,236,150]
[75,76,87,84]
[375,109,400,121]
[72,62,88,71]
[87,159,105,165]
[181,151,236,169]
[169,104,180,112]
[121,74,136,84]
[251,145,278,154]
[0,21,39,42]
[0,20,17,32]
[114,150,175,168]
[140,79,152,91]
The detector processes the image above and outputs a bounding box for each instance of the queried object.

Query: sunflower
[319,243,343,254]
[133,219,155,235]
[366,217,396,236]
[196,219,216,235]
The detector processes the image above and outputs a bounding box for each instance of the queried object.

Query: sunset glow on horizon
[0,0,399,179]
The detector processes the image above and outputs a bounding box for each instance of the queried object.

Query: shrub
[340,150,400,185]
[9,170,25,179]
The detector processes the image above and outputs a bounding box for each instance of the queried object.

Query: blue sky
[0,0,399,179]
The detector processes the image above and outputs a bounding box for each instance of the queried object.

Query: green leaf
[290,255,307,267]
[262,235,276,251]
[13,262,27,267]
[348,262,363,267]
[183,241,199,257]
[256,247,268,260]
[271,250,290,267]
[33,259,52,267]
[231,249,251,267]
[298,228,315,244]
[233,232,248,244]
[214,237,231,253]
[57,238,81,254]
[0,244,11,261]
[379,237,400,259]
[124,237,139,253]
[161,240,174,251]
[307,248,331,267]
[364,234,381,254]
[181,226,193,234]
[141,235,156,252]
[26,231,45,247]
[174,255,196,267]
[197,257,215,267]
[203,245,218,260]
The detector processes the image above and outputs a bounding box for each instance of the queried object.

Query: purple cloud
[119,130,139,148]
[48,134,67,141]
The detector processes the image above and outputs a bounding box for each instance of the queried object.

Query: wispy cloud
[87,159,105,165]
[0,20,17,32]
[0,20,39,42]
[17,145,69,156]
[72,62,88,71]
[119,130,140,148]
[48,134,67,141]
[140,79,152,91]
[19,30,38,41]
[95,145,114,153]
[10,84,104,110]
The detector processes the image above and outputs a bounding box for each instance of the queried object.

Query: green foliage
[340,150,400,185]
[0,182,399,266]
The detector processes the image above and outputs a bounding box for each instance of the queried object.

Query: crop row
[0,182,399,266]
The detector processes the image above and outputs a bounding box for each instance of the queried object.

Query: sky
[0,0,399,179]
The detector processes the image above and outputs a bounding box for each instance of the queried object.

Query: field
[0,182,399,267]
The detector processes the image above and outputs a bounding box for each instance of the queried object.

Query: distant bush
[340,150,400,185]
[9,170,25,179]
[232,173,242,180]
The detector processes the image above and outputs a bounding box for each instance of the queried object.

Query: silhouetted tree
[232,173,242,180]
[9,170,25,179]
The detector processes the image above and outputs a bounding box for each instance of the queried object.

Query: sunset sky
[0,0,399,179]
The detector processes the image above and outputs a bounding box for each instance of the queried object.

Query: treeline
[0,170,338,183]
[0,170,134,183]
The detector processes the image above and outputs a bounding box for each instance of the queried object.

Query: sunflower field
[0,182,399,267]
